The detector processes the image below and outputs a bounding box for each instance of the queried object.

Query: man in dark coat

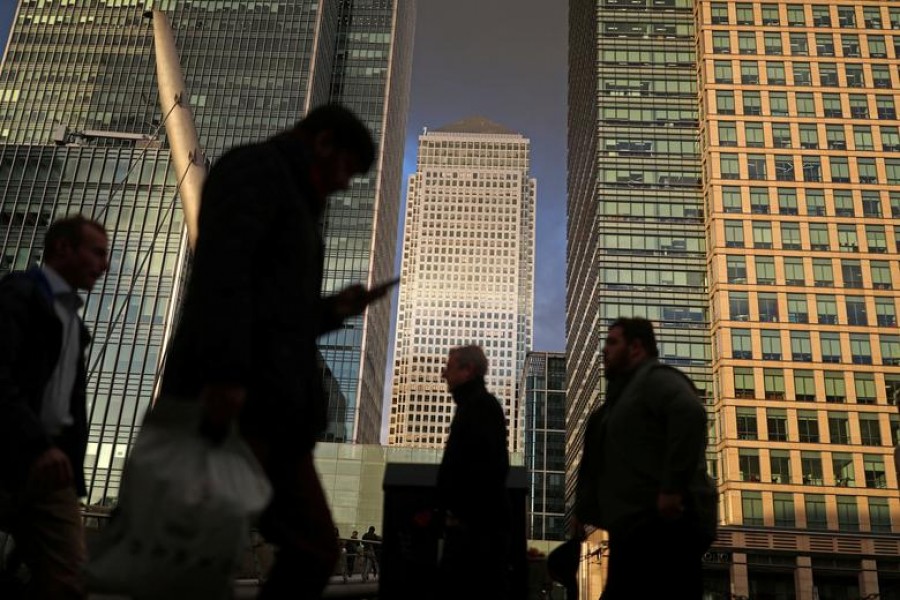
[435,345,510,600]
[0,215,109,599]
[574,318,716,600]
[159,104,393,599]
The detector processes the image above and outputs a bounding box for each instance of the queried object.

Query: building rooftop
[433,116,519,135]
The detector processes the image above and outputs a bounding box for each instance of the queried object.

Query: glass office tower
[570,0,900,595]
[0,0,413,503]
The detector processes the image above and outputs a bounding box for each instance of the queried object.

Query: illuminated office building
[570,0,900,596]
[0,0,413,503]
[388,118,535,452]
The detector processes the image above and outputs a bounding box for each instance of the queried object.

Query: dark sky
[0,2,568,351]
[401,0,567,352]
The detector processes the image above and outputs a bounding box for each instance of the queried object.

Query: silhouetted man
[574,318,716,599]
[436,345,510,600]
[0,215,109,599]
[361,525,381,580]
[160,104,394,599]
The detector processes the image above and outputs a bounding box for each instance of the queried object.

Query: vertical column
[730,552,749,598]
[859,559,880,598]
[794,555,814,600]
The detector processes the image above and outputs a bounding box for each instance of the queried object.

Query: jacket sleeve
[316,295,347,335]
[188,151,280,386]
[0,281,52,474]
[574,409,603,525]
[654,369,708,494]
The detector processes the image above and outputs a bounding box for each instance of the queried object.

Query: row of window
[740,491,892,533]
[709,3,900,30]
[717,186,900,218]
[725,366,898,405]
[737,448,888,489]
[735,409,896,447]
[714,90,896,119]
[711,30,900,61]
[715,120,899,154]
[713,59,897,89]
[716,153,900,185]
[726,326,898,365]
[721,220,900,258]
[727,290,899,330]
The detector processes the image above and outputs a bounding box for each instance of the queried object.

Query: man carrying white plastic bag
[88,105,394,599]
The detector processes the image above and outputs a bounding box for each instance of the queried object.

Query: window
[787,4,806,27]
[842,33,861,57]
[761,329,782,360]
[753,221,773,248]
[794,369,816,401]
[845,296,868,326]
[863,455,887,488]
[875,298,897,327]
[837,224,858,251]
[732,328,752,359]
[711,2,729,24]
[892,192,900,218]
[845,63,865,87]
[829,413,851,445]
[816,33,835,56]
[764,32,783,55]
[764,367,785,399]
[791,332,813,362]
[774,493,795,527]
[872,64,892,88]
[881,126,900,152]
[869,498,892,533]
[738,32,757,55]
[736,406,758,438]
[739,450,761,482]
[834,190,855,216]
[713,31,731,54]
[826,124,847,150]
[717,91,735,115]
[742,491,764,526]
[866,226,887,254]
[767,409,788,442]
[769,123,790,149]
[781,222,801,249]
[881,335,900,366]
[802,452,824,485]
[718,122,737,146]
[854,372,877,404]
[877,96,896,120]
[790,33,809,55]
[820,63,839,86]
[743,92,762,116]
[868,35,887,58]
[812,5,832,27]
[798,411,820,443]
[797,124,817,149]
[838,5,857,28]
[860,414,882,446]
[746,123,765,148]
[854,125,874,151]
[813,258,834,286]
[805,494,827,529]
[864,7,883,29]
[722,186,742,213]
[807,191,826,217]
[774,156,794,181]
[730,291,750,321]
[784,257,804,286]
[849,333,872,364]
[830,157,851,183]
[887,375,900,407]
[740,60,759,84]
[836,496,860,532]
[769,91,788,115]
[817,295,838,324]
[713,60,733,83]
[803,156,822,182]
[756,256,775,283]
[736,3,754,25]
[862,191,882,217]
[758,292,779,322]
[832,453,855,487]
[778,189,798,214]
[820,332,842,363]
[850,95,869,119]
[825,371,846,403]
[841,260,863,289]
[725,221,744,247]
[735,369,756,400]
[761,4,780,26]
[858,158,878,184]
[823,94,843,118]
[871,261,892,290]
[727,256,747,284]
[720,153,739,179]
[810,225,831,251]
[787,294,808,323]
[891,159,900,184]
[795,92,816,117]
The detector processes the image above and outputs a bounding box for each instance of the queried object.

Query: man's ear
[313,130,335,160]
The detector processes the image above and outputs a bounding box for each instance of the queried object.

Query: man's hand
[332,279,398,320]
[29,447,73,492]
[657,491,685,521]
[199,384,247,443]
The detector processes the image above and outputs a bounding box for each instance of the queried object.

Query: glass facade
[0,0,414,503]
[521,352,567,542]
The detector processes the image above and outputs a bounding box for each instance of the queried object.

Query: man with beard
[574,318,716,599]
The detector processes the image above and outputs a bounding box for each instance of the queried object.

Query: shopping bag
[85,398,271,600]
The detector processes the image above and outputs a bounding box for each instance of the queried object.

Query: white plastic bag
[86,398,271,600]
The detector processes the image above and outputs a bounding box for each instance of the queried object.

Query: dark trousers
[437,524,509,600]
[601,515,705,600]
[248,442,338,600]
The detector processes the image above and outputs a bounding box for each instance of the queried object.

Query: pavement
[89,575,379,599]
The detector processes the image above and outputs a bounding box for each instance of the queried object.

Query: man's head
[602,317,659,378]
[43,215,109,291]
[442,345,488,392]
[368,526,376,534]
[295,103,375,199]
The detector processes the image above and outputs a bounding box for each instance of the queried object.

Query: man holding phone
[159,104,396,600]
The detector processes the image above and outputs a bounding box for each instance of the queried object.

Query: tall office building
[0,0,414,504]
[570,1,900,596]
[388,117,535,452]
[521,351,567,542]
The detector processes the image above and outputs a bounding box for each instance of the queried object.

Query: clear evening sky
[0,2,567,352]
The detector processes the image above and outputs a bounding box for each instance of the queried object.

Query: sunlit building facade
[388,117,535,452]
[0,0,413,504]
[570,0,900,597]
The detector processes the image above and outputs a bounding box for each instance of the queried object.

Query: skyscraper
[569,0,900,596]
[0,0,414,504]
[388,117,535,452]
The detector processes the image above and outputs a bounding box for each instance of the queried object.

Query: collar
[450,376,487,405]
[40,265,74,296]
